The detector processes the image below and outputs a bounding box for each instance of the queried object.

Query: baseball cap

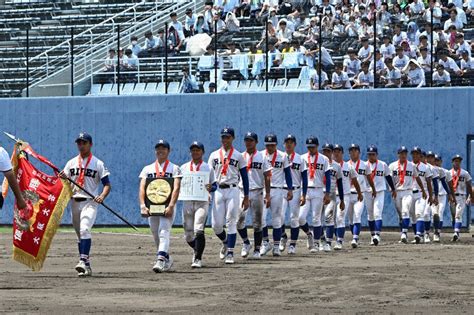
[221,127,235,138]
[397,146,408,154]
[306,136,319,147]
[284,134,296,143]
[426,151,435,157]
[244,131,258,142]
[322,143,334,151]
[75,132,92,143]
[348,143,360,152]
[264,133,278,145]
[460,50,469,55]
[189,141,204,151]
[421,151,426,156]
[434,154,442,161]
[333,144,343,152]
[155,139,170,150]
[452,154,463,161]
[367,145,378,154]
[411,146,422,154]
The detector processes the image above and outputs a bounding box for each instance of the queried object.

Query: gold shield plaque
[145,177,174,216]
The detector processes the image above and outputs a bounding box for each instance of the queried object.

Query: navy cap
[411,146,422,154]
[155,139,170,150]
[421,150,426,156]
[75,132,92,143]
[221,127,235,138]
[333,144,344,152]
[348,143,360,151]
[426,150,435,157]
[452,154,463,161]
[434,154,442,161]
[264,133,278,145]
[306,136,319,147]
[367,145,378,154]
[398,146,408,154]
[189,141,204,151]
[244,131,258,142]
[284,134,296,143]
[322,143,334,151]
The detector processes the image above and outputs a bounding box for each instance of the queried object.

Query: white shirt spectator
[357,71,374,86]
[409,0,425,14]
[387,68,402,87]
[358,45,374,60]
[393,31,408,46]
[128,42,141,56]
[311,70,329,88]
[123,54,138,68]
[444,18,463,31]
[433,70,451,84]
[369,58,387,72]
[393,54,410,70]
[332,71,352,88]
[380,43,396,59]
[343,58,361,77]
[407,67,426,87]
[439,56,461,72]
[143,36,162,50]
[170,20,183,33]
[456,41,471,57]
[425,5,442,24]
[417,55,432,72]
[185,13,197,32]
[461,56,474,70]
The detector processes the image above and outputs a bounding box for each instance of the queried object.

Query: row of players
[56,130,472,276]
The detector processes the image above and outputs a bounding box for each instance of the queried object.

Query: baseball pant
[212,187,240,254]
[262,188,284,245]
[237,189,264,231]
[182,201,209,243]
[149,210,176,259]
[346,192,365,240]
[71,199,98,240]
[366,191,385,235]
[410,192,426,236]
[323,193,337,242]
[299,188,324,241]
[432,194,447,232]
[453,195,466,233]
[282,188,301,229]
[335,194,350,242]
[395,190,413,233]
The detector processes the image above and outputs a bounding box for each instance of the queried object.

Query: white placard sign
[178,171,209,201]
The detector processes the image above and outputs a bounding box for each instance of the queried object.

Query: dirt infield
[1,230,473,314]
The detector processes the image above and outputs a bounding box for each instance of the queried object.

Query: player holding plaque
[180,141,216,268]
[139,139,182,273]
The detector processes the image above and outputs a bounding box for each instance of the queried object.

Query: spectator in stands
[390,3,407,24]
[409,0,426,15]
[438,49,462,76]
[353,61,374,89]
[267,39,281,67]
[417,47,432,74]
[217,0,240,16]
[195,14,210,34]
[128,36,142,57]
[358,37,373,63]
[210,11,227,34]
[400,40,417,58]
[103,49,116,72]
[418,35,431,54]
[403,59,425,87]
[343,47,361,79]
[420,22,439,48]
[444,9,463,30]
[432,64,452,86]
[407,22,421,46]
[204,1,216,26]
[393,46,410,70]
[122,49,138,71]
[380,35,396,59]
[168,26,184,55]
[381,57,402,88]
[447,3,467,26]
[292,40,307,66]
[208,82,217,93]
[392,24,408,46]
[460,50,474,79]
[170,12,184,34]
[180,67,199,93]
[332,18,345,38]
[140,30,163,58]
[446,25,458,52]
[276,19,292,46]
[310,63,329,90]
[184,8,197,37]
[377,2,392,27]
[225,12,240,33]
[369,49,387,76]
[424,0,442,25]
[330,64,351,89]
[357,17,374,40]
[455,33,471,59]
[466,0,474,17]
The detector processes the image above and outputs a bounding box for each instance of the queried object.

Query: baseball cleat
[192,252,196,264]
[373,235,380,246]
[414,235,421,244]
[241,243,252,258]
[153,259,166,273]
[287,245,296,255]
[451,233,459,242]
[224,254,234,264]
[279,236,288,252]
[310,242,320,253]
[260,241,272,256]
[370,237,375,246]
[319,242,325,252]
[351,239,358,248]
[79,266,92,278]
[219,244,228,260]
[400,233,408,244]
[433,234,440,243]
[334,241,342,250]
[323,243,332,252]
[307,232,314,249]
[75,260,86,275]
[163,257,173,272]
[272,246,281,257]
[191,259,202,268]
[424,233,431,244]
[251,251,261,259]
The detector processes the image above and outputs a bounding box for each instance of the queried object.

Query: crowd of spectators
[101,0,474,91]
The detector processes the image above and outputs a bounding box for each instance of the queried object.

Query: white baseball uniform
[433,167,450,227]
[282,152,306,229]
[139,160,182,257]
[366,159,390,223]
[449,167,472,232]
[0,147,12,172]
[410,162,432,225]
[335,161,358,230]
[347,159,371,228]
[323,160,343,228]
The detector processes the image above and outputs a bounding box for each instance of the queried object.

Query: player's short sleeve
[263,155,273,173]
[139,165,150,179]
[173,164,183,178]
[0,147,12,172]
[97,160,110,179]
[425,165,433,178]
[237,152,246,170]
[412,163,419,177]
[282,153,290,169]
[349,165,358,179]
[322,157,329,172]
[465,170,472,182]
[336,165,343,179]
[383,162,390,176]
[445,169,452,182]
[300,157,307,173]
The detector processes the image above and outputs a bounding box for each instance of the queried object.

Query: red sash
[398,160,407,185]
[77,154,93,187]
[190,160,202,172]
[452,168,461,192]
[308,153,319,179]
[155,159,169,177]
[219,147,234,176]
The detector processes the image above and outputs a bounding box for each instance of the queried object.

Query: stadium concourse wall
[0,87,472,227]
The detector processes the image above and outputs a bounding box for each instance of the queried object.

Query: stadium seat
[286,78,300,90]
[238,80,250,91]
[132,83,146,94]
[121,83,135,95]
[167,81,181,94]
[156,82,166,94]
[298,79,311,91]
[227,81,239,92]
[90,84,102,96]
[143,83,157,94]
[247,80,262,92]
[271,79,287,91]
[99,83,114,95]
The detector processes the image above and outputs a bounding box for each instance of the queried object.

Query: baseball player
[409,147,434,244]
[237,132,272,259]
[139,139,182,273]
[449,154,473,242]
[180,141,216,268]
[432,154,453,241]
[321,143,344,252]
[259,133,293,257]
[0,145,28,213]
[61,132,111,277]
[280,134,307,255]
[208,127,250,264]
[347,144,376,248]
[300,136,331,253]
[389,146,426,244]
[422,151,441,243]
[332,144,363,249]
[365,145,396,245]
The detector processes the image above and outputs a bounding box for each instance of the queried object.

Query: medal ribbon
[219,147,234,176]
[77,154,93,187]
[452,168,461,192]
[266,150,278,178]
[245,151,257,172]
[155,159,169,177]
[398,160,407,185]
[369,160,378,181]
[308,152,319,179]
[190,160,202,172]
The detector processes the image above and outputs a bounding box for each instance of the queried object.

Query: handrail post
[265,17,269,92]
[165,22,169,94]
[318,14,322,90]
[117,24,121,95]
[214,19,218,93]
[70,27,74,96]
[373,15,376,89]
[26,28,29,97]
[430,7,434,87]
